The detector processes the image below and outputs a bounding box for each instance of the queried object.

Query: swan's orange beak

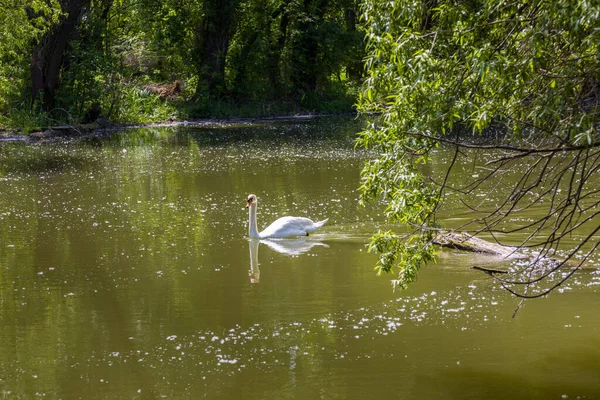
[246,200,252,208]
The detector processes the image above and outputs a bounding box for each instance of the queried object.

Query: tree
[284,0,364,99]
[1,0,364,125]
[193,0,240,98]
[0,1,61,111]
[357,0,600,298]
[226,0,364,103]
[31,0,91,110]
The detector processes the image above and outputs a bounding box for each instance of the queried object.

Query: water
[0,118,599,399]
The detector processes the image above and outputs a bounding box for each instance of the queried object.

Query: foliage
[0,1,61,111]
[0,104,50,134]
[0,0,363,131]
[357,0,600,296]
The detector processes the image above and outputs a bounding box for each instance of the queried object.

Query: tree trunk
[30,0,89,110]
[290,0,328,93]
[267,1,291,96]
[194,0,238,98]
[344,4,362,82]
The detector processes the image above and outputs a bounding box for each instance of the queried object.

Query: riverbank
[0,112,359,142]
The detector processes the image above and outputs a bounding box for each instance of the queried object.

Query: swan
[246,194,328,239]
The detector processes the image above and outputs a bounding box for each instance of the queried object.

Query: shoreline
[0,112,359,143]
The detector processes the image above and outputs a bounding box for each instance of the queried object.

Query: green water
[0,119,599,399]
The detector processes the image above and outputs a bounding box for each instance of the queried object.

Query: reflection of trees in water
[0,145,93,174]
[0,141,214,398]
[108,117,365,149]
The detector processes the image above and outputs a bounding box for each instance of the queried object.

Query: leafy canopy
[0,1,61,109]
[357,0,600,292]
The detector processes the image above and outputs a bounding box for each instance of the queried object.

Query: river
[0,118,599,399]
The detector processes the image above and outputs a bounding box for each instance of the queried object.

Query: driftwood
[433,231,525,259]
[433,231,582,275]
[433,231,525,275]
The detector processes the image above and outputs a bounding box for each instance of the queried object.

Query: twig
[471,265,508,274]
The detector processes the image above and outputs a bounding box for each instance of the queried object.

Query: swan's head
[246,194,257,208]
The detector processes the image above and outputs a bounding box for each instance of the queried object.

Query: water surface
[0,118,599,399]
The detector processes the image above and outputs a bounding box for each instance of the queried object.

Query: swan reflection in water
[248,238,328,283]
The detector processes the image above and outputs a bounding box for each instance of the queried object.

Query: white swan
[246,194,328,239]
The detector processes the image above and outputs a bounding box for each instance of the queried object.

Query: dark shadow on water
[425,348,600,399]
[0,143,93,174]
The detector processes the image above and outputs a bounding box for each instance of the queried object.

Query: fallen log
[433,231,525,259]
[434,231,584,274]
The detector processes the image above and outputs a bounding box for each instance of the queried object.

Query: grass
[0,106,51,135]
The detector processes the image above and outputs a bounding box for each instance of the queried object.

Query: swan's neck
[248,239,260,283]
[248,203,261,238]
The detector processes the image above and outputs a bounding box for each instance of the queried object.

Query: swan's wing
[260,216,320,238]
